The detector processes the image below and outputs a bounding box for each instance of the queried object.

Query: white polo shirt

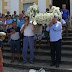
[60,19,66,25]
[21,23,34,36]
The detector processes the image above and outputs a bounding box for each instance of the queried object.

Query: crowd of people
[0,4,70,72]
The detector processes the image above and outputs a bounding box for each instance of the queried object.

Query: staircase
[3,28,72,72]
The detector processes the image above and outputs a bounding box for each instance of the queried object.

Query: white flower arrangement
[49,6,62,20]
[34,6,62,25]
[27,3,39,21]
[35,13,54,26]
[27,4,62,26]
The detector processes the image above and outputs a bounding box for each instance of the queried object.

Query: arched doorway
[53,0,70,11]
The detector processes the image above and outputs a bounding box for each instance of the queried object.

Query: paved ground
[3,67,29,72]
[3,67,50,72]
[3,67,72,72]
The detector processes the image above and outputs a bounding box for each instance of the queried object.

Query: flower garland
[27,3,39,21]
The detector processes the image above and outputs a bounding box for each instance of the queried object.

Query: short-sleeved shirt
[60,19,66,25]
[6,19,13,24]
[21,23,34,36]
[7,27,20,40]
[60,9,70,20]
[17,18,25,28]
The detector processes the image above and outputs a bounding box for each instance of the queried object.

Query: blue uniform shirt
[46,21,62,42]
[6,19,13,24]
[60,9,70,20]
[17,18,25,28]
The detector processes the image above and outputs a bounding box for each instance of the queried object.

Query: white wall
[49,0,52,5]
[10,0,19,15]
[0,1,2,13]
[38,0,46,13]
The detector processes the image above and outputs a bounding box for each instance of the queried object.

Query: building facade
[0,0,71,15]
[0,0,51,14]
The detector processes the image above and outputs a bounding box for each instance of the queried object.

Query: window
[23,3,34,13]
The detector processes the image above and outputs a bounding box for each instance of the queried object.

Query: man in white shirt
[46,16,62,68]
[20,16,35,63]
[49,4,53,12]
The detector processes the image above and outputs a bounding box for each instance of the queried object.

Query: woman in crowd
[0,32,6,72]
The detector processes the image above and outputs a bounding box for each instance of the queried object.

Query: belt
[24,36,34,38]
[11,39,20,41]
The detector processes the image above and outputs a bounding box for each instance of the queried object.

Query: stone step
[63,33,72,36]
[3,40,72,47]
[63,29,72,33]
[2,45,72,51]
[4,36,72,43]
[3,59,72,72]
[3,52,72,63]
[2,49,72,58]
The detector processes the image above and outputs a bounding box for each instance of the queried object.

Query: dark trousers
[50,39,62,64]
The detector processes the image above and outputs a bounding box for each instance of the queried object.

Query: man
[20,16,35,63]
[7,20,21,62]
[12,11,18,19]
[17,13,25,28]
[46,16,62,68]
[60,4,70,35]
[5,11,11,19]
[46,8,49,13]
[6,15,13,30]
[22,10,26,18]
[0,32,6,72]
[49,4,53,11]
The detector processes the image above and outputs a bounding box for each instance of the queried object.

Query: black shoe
[18,59,21,63]
[56,64,59,68]
[10,60,14,63]
[29,61,34,64]
[23,61,27,64]
[50,63,55,66]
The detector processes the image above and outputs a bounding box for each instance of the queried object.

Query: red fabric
[0,66,3,72]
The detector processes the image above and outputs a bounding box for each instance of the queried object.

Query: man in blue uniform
[17,14,25,28]
[60,4,70,35]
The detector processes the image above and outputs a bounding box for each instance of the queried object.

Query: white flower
[28,5,62,26]
[35,13,54,26]
[30,20,37,25]
[27,3,39,21]
[33,21,37,25]
[50,6,62,20]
